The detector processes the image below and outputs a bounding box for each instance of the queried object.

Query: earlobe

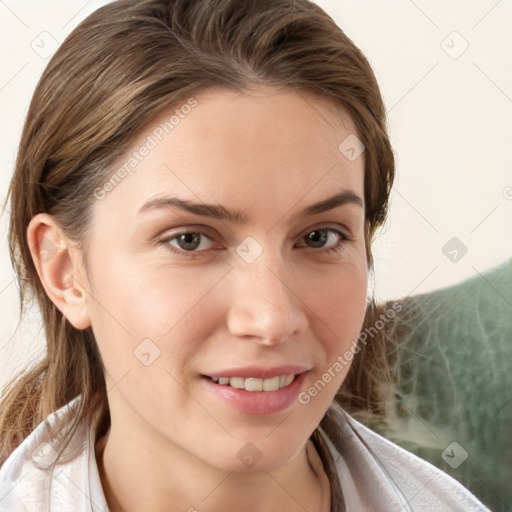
[27,214,92,330]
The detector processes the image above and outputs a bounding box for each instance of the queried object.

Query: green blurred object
[383,260,512,512]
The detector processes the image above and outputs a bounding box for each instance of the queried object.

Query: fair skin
[28,86,368,512]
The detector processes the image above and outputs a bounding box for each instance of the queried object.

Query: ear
[27,213,91,330]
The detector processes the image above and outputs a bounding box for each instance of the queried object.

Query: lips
[201,366,310,414]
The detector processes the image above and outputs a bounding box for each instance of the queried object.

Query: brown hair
[1,0,395,463]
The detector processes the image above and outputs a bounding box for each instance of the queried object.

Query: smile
[202,368,309,414]
[209,375,296,392]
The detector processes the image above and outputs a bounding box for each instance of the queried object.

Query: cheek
[301,256,368,393]
[308,259,368,346]
[291,260,367,441]
[330,269,367,337]
[85,257,231,370]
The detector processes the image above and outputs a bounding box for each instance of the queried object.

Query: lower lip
[201,372,308,415]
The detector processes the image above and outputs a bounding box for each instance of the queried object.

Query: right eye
[159,230,215,256]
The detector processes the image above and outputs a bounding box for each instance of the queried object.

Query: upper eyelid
[158,226,217,240]
[297,224,352,242]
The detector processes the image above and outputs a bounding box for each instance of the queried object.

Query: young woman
[0,0,489,510]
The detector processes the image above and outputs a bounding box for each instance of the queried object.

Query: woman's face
[81,86,367,471]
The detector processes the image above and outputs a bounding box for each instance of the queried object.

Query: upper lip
[204,365,310,379]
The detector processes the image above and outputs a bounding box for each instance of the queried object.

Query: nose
[225,258,309,345]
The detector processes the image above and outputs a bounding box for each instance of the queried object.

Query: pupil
[178,232,201,250]
[307,230,327,248]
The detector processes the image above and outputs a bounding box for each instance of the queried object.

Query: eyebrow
[138,190,363,222]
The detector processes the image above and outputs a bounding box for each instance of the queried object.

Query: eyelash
[158,227,351,259]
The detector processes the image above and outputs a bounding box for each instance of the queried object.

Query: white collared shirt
[0,397,490,511]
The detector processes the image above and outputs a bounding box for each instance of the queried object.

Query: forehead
[169,86,360,169]
[92,86,364,222]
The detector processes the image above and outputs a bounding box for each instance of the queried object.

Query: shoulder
[320,402,491,512]
[0,396,104,512]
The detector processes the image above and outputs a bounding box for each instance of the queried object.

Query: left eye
[300,228,346,249]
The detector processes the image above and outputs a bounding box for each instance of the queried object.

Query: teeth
[244,378,262,391]
[210,374,296,392]
[263,376,280,391]
[284,374,294,386]
[230,377,245,389]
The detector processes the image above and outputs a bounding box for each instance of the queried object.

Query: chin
[198,424,313,474]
